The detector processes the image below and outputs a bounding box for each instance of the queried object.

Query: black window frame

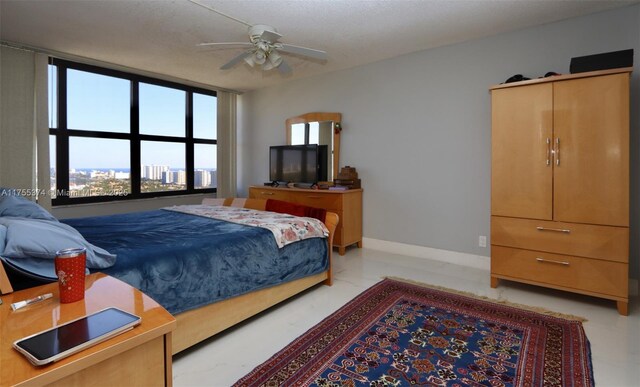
[50,58,217,206]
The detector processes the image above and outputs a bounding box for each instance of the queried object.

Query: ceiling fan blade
[279,44,327,60]
[278,59,292,75]
[220,51,252,70]
[197,42,253,48]
[260,29,282,43]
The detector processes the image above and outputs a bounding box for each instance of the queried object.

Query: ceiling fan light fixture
[254,50,267,65]
[192,3,328,75]
[260,50,283,71]
[244,49,267,67]
[262,62,274,71]
[268,50,283,67]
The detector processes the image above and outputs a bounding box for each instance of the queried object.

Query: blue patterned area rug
[234,278,593,387]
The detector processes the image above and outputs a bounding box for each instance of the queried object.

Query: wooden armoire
[489,68,632,315]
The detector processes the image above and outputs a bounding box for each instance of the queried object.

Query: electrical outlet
[479,235,487,248]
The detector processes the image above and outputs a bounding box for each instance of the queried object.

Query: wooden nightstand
[1,273,176,386]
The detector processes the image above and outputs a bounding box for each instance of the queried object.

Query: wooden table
[1,273,176,386]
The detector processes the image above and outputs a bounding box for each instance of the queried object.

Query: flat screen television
[269,145,328,184]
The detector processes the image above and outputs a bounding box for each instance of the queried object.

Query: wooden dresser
[249,186,363,255]
[489,68,631,315]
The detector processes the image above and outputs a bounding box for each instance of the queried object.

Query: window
[139,83,186,137]
[67,69,130,133]
[290,122,319,145]
[49,59,217,204]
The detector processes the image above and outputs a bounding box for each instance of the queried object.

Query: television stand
[249,186,363,255]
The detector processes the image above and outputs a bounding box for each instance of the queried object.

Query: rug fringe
[384,276,588,322]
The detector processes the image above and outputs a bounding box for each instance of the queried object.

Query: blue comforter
[62,210,328,314]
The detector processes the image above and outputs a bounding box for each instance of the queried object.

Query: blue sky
[51,67,217,170]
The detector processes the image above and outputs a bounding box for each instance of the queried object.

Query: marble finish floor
[173,248,640,386]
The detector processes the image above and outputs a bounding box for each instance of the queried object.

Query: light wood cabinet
[1,273,176,386]
[553,74,629,226]
[490,68,631,315]
[249,186,363,255]
[491,82,553,220]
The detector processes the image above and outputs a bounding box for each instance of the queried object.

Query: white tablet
[13,307,141,366]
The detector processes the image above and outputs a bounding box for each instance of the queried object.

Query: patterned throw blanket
[164,205,329,248]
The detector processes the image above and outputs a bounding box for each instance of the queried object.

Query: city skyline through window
[48,59,218,203]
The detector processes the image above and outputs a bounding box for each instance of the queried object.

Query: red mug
[55,248,87,303]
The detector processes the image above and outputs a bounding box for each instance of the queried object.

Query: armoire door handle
[546,138,551,166]
[555,138,560,166]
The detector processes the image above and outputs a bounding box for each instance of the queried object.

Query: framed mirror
[286,112,342,182]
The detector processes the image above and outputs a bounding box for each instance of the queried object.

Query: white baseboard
[362,237,490,271]
[362,237,639,296]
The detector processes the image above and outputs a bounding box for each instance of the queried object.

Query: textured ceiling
[1,0,637,92]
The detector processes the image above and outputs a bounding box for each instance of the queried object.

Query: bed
[0,196,338,354]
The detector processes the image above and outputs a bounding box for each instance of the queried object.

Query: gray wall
[239,5,640,278]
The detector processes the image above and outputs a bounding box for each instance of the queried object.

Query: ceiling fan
[188,0,328,74]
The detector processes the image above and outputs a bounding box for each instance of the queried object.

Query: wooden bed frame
[171,198,338,354]
[0,198,338,355]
